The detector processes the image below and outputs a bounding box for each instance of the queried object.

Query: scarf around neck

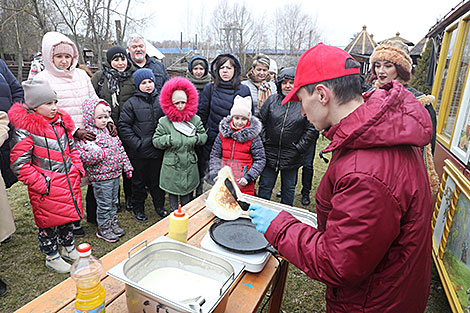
[248,70,272,108]
[102,66,131,94]
[186,71,211,91]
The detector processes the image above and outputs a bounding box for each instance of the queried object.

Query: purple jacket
[265,81,433,312]
[76,98,133,182]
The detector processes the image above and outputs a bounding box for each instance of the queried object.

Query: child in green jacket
[153,77,207,211]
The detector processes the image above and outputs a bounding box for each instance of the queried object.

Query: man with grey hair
[127,35,170,93]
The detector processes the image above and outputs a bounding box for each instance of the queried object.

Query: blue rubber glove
[248,203,279,234]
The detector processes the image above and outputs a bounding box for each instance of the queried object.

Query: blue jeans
[301,141,317,196]
[258,166,298,206]
[92,177,120,227]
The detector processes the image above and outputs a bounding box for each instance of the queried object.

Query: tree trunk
[14,10,23,81]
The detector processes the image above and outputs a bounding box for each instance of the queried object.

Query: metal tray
[107,236,245,313]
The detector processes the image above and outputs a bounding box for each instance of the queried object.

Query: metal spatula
[224,178,250,211]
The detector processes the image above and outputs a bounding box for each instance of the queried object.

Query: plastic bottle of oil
[70,243,106,313]
[168,204,189,243]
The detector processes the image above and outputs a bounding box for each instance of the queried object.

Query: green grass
[0,137,451,312]
[443,251,470,310]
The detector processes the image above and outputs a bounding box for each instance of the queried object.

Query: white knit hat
[172,90,187,103]
[94,102,110,118]
[230,95,252,119]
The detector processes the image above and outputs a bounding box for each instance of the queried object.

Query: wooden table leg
[267,259,289,313]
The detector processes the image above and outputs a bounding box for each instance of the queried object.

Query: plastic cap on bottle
[77,243,92,257]
[173,204,186,218]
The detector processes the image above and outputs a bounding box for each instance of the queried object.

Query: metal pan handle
[128,240,147,259]
[219,272,234,296]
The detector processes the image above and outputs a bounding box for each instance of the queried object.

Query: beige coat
[0,111,15,241]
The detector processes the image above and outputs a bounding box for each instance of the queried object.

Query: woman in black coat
[0,58,23,188]
[0,58,23,296]
[257,67,318,206]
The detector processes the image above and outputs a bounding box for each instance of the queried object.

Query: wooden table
[15,193,289,313]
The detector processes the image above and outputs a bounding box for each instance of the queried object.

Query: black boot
[125,197,133,211]
[132,209,147,222]
[155,207,169,218]
[0,278,7,297]
[301,193,311,206]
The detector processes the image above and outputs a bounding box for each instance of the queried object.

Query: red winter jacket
[9,103,84,228]
[221,121,253,194]
[265,81,433,312]
[210,116,265,195]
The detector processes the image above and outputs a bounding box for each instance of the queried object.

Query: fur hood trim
[159,77,198,122]
[8,102,75,134]
[219,115,262,143]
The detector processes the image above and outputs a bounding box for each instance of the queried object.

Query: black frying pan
[209,217,277,254]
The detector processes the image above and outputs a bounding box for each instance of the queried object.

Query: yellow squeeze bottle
[168,205,189,243]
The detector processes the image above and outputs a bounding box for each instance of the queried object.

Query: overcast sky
[134,0,461,47]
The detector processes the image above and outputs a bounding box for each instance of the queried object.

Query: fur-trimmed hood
[159,77,198,122]
[8,102,75,135]
[219,115,262,143]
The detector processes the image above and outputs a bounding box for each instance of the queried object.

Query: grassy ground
[0,137,451,312]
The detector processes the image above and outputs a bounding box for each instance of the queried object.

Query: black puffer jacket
[258,94,318,170]
[118,89,164,159]
[0,58,23,188]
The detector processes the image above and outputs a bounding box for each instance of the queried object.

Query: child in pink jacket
[76,99,133,243]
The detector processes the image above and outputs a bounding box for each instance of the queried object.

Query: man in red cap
[249,43,433,312]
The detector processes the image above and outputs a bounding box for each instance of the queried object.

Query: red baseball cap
[282,43,360,104]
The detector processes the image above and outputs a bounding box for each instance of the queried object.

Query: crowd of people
[0,30,437,313]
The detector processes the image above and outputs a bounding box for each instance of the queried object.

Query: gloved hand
[107,122,118,137]
[73,128,92,140]
[249,203,279,234]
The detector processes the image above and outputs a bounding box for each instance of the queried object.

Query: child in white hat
[209,95,266,195]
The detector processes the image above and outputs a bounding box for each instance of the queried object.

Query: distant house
[344,26,377,74]
[380,32,414,47]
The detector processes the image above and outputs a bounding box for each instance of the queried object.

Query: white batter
[138,267,222,303]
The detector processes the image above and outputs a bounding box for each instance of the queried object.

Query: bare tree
[210,0,265,73]
[50,0,86,63]
[275,4,321,55]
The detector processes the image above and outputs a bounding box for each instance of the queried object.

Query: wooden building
[344,26,377,74]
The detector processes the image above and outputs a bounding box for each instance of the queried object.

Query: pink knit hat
[53,42,74,56]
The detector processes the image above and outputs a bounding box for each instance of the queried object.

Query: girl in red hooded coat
[9,79,84,274]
